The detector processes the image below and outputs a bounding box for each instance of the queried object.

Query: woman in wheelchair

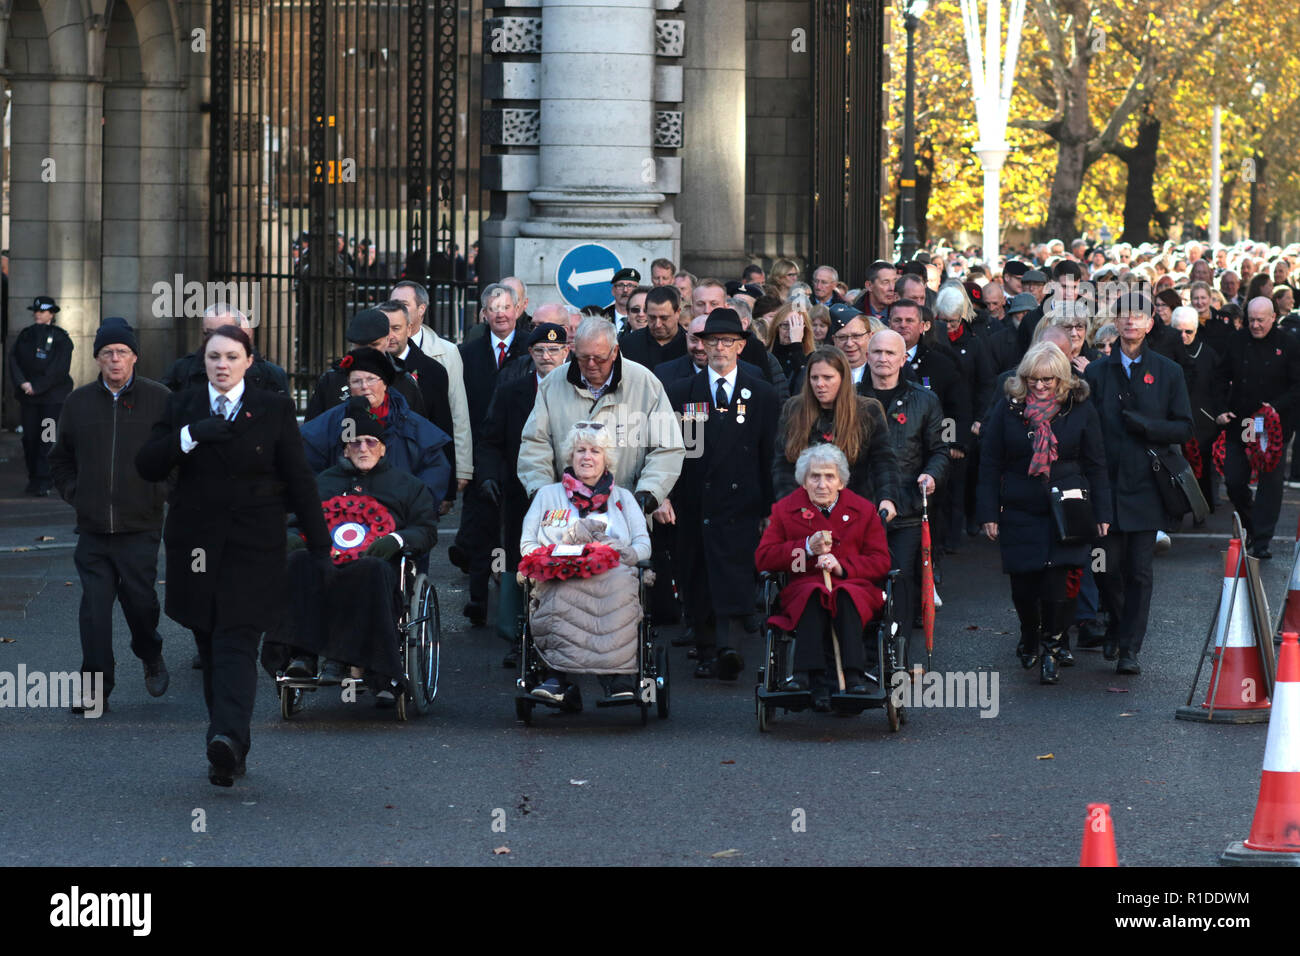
[273,401,439,703]
[520,422,651,707]
[755,444,891,709]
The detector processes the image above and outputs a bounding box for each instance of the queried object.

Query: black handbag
[1146,444,1210,522]
[1048,475,1094,544]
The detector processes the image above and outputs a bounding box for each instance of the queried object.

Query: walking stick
[920,485,936,674]
[819,530,845,692]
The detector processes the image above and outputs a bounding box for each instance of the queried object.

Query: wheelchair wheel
[515,697,534,726]
[279,684,303,720]
[758,699,774,733]
[654,641,669,719]
[404,574,440,717]
[396,688,410,722]
[885,695,903,733]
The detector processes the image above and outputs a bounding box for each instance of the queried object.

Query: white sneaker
[1155,530,1172,555]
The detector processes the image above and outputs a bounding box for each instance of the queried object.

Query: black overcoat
[136,384,330,631]
[666,367,777,616]
[975,387,1112,574]
[1084,344,1194,532]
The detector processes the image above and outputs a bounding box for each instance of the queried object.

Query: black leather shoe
[742,614,759,634]
[462,602,487,627]
[1115,654,1141,675]
[1015,640,1039,669]
[1039,643,1060,684]
[811,686,832,712]
[285,655,317,679]
[671,627,695,647]
[1102,639,1119,661]
[1075,620,1107,648]
[686,647,698,660]
[694,658,718,679]
[716,647,744,681]
[207,735,241,787]
[1053,637,1075,667]
[143,654,169,696]
[1251,545,1273,561]
[779,674,809,693]
[502,648,519,669]
[319,659,347,684]
[69,697,109,715]
[448,543,470,573]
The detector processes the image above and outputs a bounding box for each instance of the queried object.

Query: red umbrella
[920,487,935,673]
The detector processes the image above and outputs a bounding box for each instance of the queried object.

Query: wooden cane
[820,532,844,691]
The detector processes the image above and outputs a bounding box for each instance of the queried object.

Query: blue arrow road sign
[556,244,621,309]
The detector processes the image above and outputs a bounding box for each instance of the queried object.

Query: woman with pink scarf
[976,343,1112,685]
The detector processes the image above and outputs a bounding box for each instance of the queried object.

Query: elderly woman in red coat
[756,443,891,708]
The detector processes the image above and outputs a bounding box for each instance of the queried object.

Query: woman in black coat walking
[977,343,1111,684]
[136,325,329,786]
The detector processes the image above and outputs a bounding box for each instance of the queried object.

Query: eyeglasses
[573,421,605,431]
[531,346,566,357]
[98,348,133,359]
[613,282,638,292]
[349,375,383,389]
[343,437,382,449]
[628,304,645,314]
[1060,322,1088,330]
[575,349,615,366]
[833,331,869,344]
[703,337,743,348]
[1028,376,1057,386]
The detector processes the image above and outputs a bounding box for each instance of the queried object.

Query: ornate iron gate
[209,0,484,400]
[809,0,886,285]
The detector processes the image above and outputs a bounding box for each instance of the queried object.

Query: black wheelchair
[514,561,669,726]
[755,569,906,732]
[275,554,442,722]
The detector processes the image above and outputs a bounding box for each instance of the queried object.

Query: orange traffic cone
[1222,633,1300,865]
[1279,515,1300,638]
[1079,803,1118,867]
[1176,538,1271,723]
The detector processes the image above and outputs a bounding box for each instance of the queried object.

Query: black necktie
[715,379,727,410]
[821,507,831,519]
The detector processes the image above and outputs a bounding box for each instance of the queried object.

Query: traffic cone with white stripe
[1079,803,1118,867]
[1278,514,1300,640]
[1222,632,1300,865]
[1176,537,1271,723]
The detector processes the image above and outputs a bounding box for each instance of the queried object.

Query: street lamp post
[896,0,928,262]
[960,0,1026,271]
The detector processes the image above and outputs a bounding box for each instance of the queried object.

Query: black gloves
[481,478,503,507]
[1121,409,1147,437]
[634,491,658,514]
[190,417,234,443]
[365,534,402,561]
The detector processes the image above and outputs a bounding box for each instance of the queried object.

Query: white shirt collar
[707,365,738,395]
[397,344,411,361]
[906,344,918,361]
[491,330,515,352]
[851,363,866,383]
[208,379,246,415]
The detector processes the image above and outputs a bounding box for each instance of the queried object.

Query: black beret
[612,267,641,284]
[1002,260,1030,279]
[527,323,567,347]
[341,397,387,441]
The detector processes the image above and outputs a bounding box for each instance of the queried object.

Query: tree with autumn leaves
[889,0,1300,248]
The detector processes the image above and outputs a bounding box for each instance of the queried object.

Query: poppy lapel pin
[896,412,907,424]
[799,508,816,521]
[1142,372,1154,385]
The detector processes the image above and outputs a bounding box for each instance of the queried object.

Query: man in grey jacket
[518,317,685,514]
[49,318,172,713]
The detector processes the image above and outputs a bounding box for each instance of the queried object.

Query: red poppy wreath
[518,542,622,581]
[321,494,396,564]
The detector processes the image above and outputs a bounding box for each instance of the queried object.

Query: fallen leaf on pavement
[711,849,741,858]
[492,846,510,855]
[966,625,979,631]
[0,638,15,643]
[36,535,54,542]
[1036,753,1054,760]
[720,760,735,765]
[1106,686,1129,693]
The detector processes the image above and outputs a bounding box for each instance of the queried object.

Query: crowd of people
[11,233,1300,782]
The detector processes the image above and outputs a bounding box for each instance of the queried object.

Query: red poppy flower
[338,355,354,370]
[895,412,907,424]
[820,431,834,443]
[800,508,816,520]
[1142,372,1154,385]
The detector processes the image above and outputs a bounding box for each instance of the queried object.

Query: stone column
[679,0,746,279]
[513,0,675,307]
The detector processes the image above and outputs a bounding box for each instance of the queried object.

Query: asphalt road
[1,435,1295,867]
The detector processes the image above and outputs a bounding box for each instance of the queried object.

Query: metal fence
[209,0,485,405]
